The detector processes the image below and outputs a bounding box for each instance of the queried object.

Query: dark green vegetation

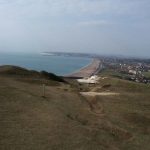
[0,66,150,150]
[99,69,131,80]
[0,65,65,85]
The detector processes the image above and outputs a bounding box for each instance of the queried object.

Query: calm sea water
[0,53,91,76]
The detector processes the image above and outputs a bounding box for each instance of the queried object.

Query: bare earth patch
[80,92,120,97]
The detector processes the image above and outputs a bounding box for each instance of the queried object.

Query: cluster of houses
[76,58,150,84]
[118,63,150,84]
[104,60,150,84]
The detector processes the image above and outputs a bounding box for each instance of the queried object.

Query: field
[143,71,150,78]
[0,66,150,150]
[99,69,131,79]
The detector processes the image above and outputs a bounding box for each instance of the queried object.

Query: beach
[66,59,101,78]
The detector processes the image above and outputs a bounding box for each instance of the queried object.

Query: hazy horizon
[0,0,150,58]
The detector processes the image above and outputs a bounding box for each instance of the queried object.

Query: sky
[0,0,150,57]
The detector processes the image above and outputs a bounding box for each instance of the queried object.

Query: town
[100,57,150,84]
[44,52,150,84]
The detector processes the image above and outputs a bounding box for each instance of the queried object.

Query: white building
[77,75,100,84]
[129,70,137,75]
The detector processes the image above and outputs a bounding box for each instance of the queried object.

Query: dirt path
[80,92,120,97]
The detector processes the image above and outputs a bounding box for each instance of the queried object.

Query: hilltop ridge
[0,65,65,83]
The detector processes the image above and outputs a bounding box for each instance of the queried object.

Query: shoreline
[65,59,101,78]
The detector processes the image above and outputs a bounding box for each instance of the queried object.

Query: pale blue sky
[0,0,150,57]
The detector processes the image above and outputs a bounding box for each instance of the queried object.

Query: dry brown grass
[0,71,150,150]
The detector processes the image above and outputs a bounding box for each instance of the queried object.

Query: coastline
[65,59,101,78]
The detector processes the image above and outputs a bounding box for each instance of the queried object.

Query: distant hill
[0,65,65,83]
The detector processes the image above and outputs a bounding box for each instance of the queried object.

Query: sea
[0,52,92,76]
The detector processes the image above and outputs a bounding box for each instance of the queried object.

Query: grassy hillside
[99,69,131,80]
[0,65,65,85]
[0,67,150,150]
[143,71,150,78]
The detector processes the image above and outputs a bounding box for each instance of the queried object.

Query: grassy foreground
[0,66,150,150]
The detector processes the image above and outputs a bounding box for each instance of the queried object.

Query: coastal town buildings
[102,57,150,84]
